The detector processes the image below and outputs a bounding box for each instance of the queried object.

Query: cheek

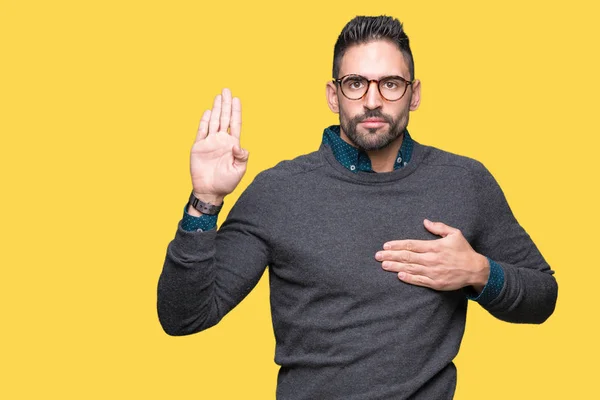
[387,103,410,122]
[339,102,361,122]
[337,103,349,123]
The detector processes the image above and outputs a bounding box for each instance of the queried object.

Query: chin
[355,135,393,151]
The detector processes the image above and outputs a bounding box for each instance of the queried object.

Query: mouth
[360,118,387,129]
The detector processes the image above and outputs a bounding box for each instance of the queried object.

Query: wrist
[470,253,490,293]
[192,192,225,206]
[188,191,224,216]
[186,204,203,217]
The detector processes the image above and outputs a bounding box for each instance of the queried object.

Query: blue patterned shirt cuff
[181,205,218,232]
[466,258,505,305]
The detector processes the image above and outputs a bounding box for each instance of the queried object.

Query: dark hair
[332,16,414,81]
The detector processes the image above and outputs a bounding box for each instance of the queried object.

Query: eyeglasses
[333,74,414,102]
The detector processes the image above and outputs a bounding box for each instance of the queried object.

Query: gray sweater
[158,140,558,399]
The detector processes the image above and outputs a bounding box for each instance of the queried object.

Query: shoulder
[232,150,326,216]
[251,149,327,186]
[417,143,492,179]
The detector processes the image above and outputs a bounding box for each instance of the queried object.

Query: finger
[376,250,435,266]
[398,272,436,288]
[220,88,232,134]
[209,94,222,133]
[230,97,242,139]
[195,110,211,141]
[232,144,249,163]
[381,261,427,275]
[383,239,436,252]
[423,219,458,238]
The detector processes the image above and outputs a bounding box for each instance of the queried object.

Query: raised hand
[190,88,248,207]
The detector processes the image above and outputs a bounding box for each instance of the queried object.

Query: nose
[364,80,383,109]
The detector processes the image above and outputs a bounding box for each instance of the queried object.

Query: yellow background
[1,0,598,398]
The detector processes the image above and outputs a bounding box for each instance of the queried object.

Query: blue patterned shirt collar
[322,125,414,173]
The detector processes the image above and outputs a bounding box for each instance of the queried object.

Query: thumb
[424,219,456,238]
[232,144,249,163]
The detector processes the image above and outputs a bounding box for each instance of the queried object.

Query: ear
[326,81,340,114]
[409,79,421,111]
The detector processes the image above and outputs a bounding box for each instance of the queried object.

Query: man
[158,15,557,399]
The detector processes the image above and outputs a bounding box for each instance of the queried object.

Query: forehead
[339,40,410,79]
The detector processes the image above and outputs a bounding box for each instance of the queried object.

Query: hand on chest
[267,181,479,295]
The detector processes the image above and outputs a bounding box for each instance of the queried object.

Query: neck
[340,131,404,173]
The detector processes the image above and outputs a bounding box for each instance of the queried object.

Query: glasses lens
[379,77,407,101]
[341,76,368,100]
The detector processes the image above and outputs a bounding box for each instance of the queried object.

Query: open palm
[190,88,248,200]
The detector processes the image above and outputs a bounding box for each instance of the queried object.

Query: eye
[346,79,365,90]
[382,80,400,90]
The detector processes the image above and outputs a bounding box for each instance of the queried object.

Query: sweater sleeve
[157,178,271,336]
[470,163,558,324]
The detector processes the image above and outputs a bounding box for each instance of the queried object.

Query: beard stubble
[340,109,406,152]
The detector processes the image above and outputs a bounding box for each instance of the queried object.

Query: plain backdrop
[1,0,598,398]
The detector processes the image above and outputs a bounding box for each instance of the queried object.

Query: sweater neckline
[320,140,425,184]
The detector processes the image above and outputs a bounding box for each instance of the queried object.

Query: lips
[360,118,387,128]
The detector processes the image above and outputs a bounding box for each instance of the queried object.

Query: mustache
[353,109,394,124]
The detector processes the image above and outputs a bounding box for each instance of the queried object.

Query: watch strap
[188,192,223,215]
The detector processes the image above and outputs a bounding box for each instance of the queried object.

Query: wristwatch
[188,192,223,215]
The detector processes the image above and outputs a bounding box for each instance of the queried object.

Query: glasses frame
[333,74,414,102]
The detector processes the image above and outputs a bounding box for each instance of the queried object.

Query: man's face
[326,40,421,151]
